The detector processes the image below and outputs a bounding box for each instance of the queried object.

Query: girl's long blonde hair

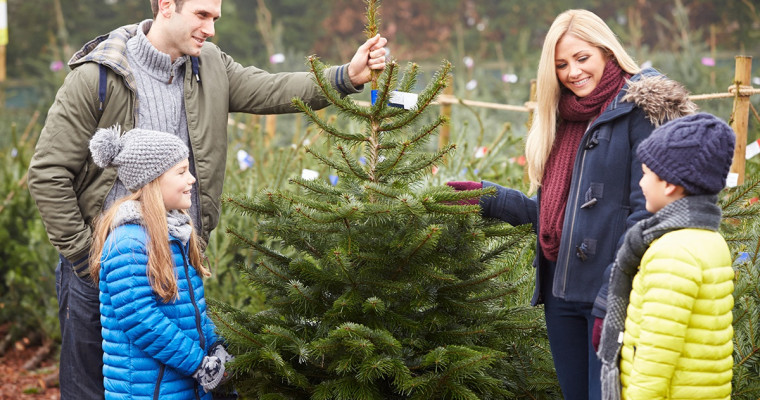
[89,179,209,302]
[525,9,641,192]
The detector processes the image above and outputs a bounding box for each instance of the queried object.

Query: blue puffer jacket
[99,224,218,400]
[480,68,696,314]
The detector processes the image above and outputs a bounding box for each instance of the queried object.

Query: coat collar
[589,68,697,131]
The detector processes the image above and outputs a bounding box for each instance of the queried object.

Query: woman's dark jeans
[56,254,104,400]
[542,260,601,400]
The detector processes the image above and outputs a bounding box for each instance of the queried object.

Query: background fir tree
[723,161,760,398]
[210,2,559,399]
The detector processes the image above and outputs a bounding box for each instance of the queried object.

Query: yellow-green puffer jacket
[620,228,733,400]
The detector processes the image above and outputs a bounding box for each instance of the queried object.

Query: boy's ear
[664,182,686,197]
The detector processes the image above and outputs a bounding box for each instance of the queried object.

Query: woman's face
[554,34,607,98]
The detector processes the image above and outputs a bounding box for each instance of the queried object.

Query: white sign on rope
[0,0,8,46]
[746,139,760,160]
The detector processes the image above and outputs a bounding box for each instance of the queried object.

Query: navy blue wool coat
[480,68,696,316]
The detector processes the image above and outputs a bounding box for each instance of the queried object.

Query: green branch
[226,227,291,265]
[293,97,368,142]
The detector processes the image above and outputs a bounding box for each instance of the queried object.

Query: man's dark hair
[150,0,186,18]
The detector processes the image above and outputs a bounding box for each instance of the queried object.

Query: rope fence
[431,56,759,186]
[246,56,758,184]
[355,85,760,111]
[690,86,760,101]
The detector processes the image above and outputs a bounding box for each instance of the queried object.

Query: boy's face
[639,163,684,213]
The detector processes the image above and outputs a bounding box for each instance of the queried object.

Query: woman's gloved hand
[446,181,483,205]
[592,317,603,352]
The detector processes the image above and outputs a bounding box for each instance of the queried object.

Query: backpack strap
[191,56,201,83]
[98,63,107,112]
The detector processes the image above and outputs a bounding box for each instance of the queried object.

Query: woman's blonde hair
[89,179,209,302]
[524,9,641,192]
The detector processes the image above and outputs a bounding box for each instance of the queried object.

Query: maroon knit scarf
[539,60,628,261]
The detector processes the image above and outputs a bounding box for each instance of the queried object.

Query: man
[27,0,387,398]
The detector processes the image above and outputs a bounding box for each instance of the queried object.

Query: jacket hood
[621,72,697,127]
[111,200,143,229]
[68,22,144,92]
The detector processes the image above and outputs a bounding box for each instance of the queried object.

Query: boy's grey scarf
[597,194,722,400]
[112,200,193,245]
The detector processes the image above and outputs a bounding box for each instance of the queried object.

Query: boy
[598,112,735,400]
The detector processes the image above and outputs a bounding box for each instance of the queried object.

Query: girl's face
[158,159,195,211]
[554,34,607,98]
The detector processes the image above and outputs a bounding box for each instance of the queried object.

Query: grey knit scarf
[112,200,193,245]
[597,194,722,400]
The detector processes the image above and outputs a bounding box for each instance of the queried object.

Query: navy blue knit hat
[637,113,735,195]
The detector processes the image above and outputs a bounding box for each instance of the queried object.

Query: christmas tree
[722,173,760,399]
[210,2,559,398]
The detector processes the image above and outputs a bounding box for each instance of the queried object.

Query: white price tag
[301,169,319,180]
[726,173,739,188]
[746,140,760,160]
[389,91,418,110]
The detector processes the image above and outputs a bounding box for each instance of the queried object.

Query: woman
[449,9,695,399]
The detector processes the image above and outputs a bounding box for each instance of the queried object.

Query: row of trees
[2,0,760,397]
[5,0,758,150]
[4,0,760,80]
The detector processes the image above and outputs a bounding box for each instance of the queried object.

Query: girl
[449,9,696,399]
[89,126,232,399]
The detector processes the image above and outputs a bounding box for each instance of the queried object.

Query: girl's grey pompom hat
[89,125,189,191]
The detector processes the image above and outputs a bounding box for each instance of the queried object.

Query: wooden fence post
[0,44,5,107]
[523,79,537,184]
[438,74,453,149]
[527,79,537,130]
[730,56,752,186]
[265,114,277,146]
[0,43,5,82]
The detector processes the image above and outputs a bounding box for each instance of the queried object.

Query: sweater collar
[126,20,187,84]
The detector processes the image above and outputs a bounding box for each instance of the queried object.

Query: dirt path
[0,337,59,399]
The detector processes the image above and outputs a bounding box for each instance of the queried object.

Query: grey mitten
[192,355,226,392]
[211,343,234,365]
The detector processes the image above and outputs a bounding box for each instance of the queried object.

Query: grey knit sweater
[104,20,201,227]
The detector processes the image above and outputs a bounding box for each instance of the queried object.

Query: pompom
[90,125,123,168]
